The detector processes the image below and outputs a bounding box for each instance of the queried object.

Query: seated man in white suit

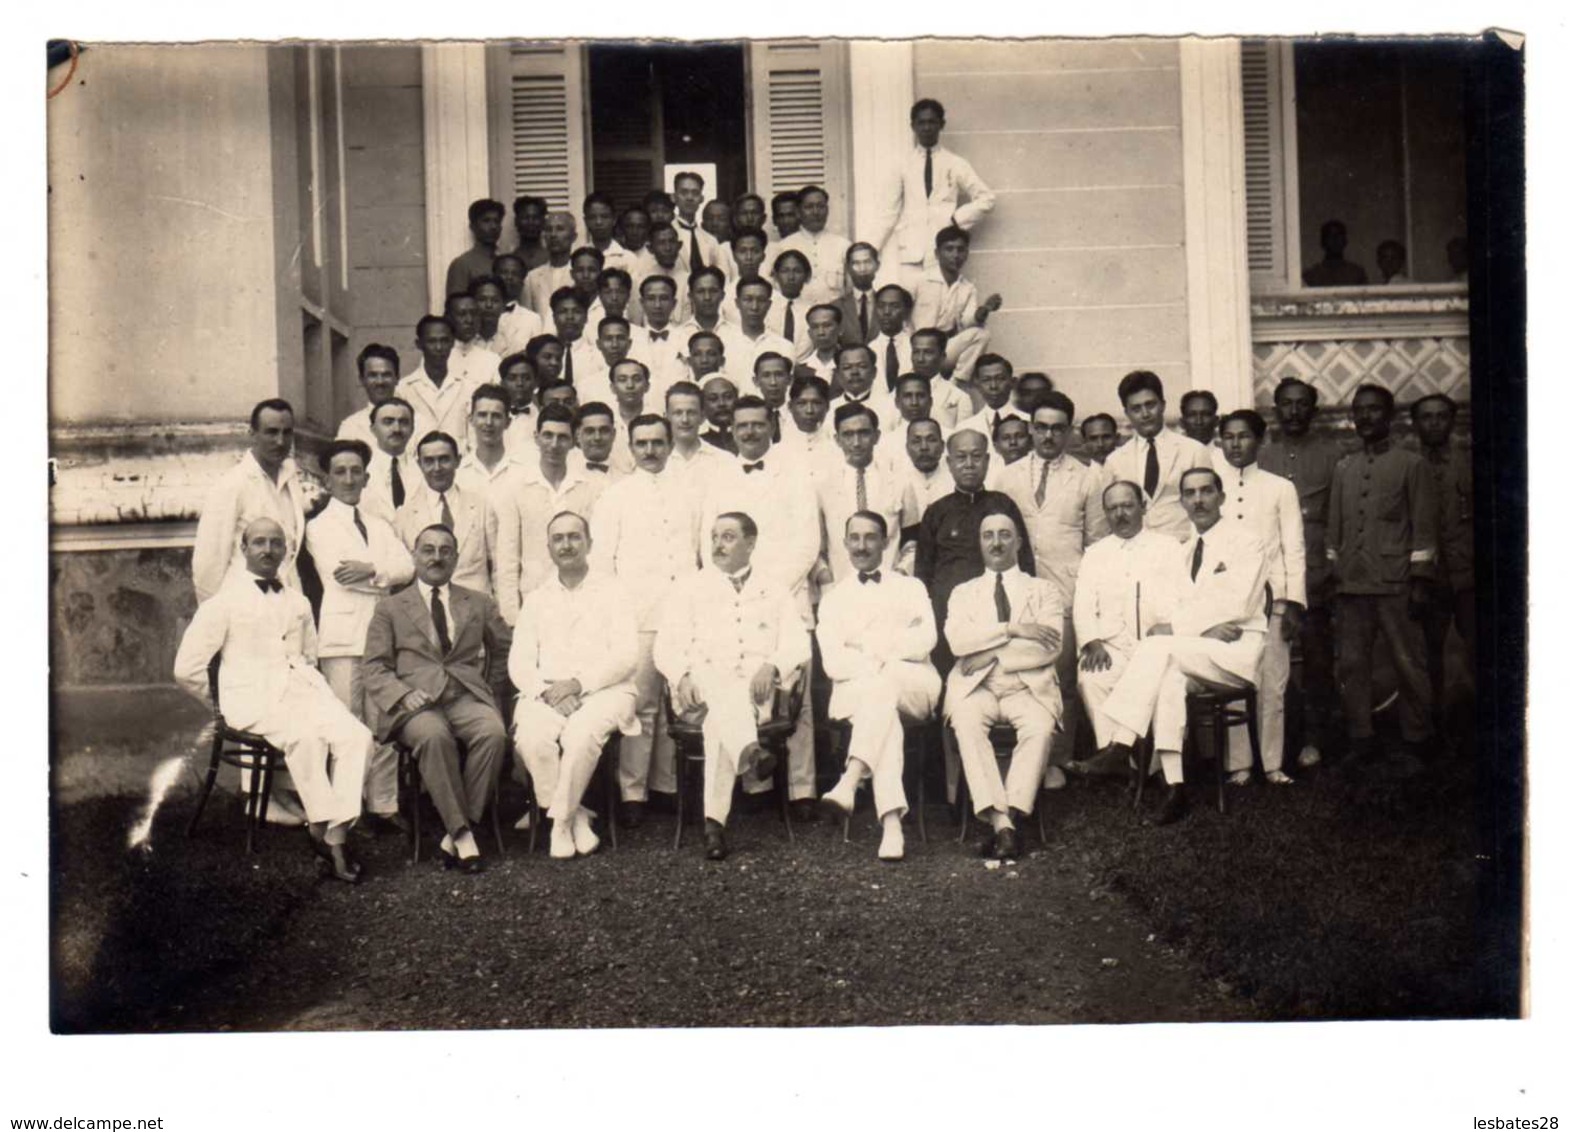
[510,511,640,860]
[305,439,415,835]
[817,511,941,862]
[174,518,371,883]
[654,512,811,861]
[1067,480,1181,771]
[943,509,1065,860]
[1080,466,1271,825]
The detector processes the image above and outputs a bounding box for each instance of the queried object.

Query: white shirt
[589,467,703,631]
[1168,517,1270,637]
[1105,426,1213,540]
[395,480,492,597]
[894,461,956,523]
[362,446,418,527]
[698,447,821,623]
[633,253,692,323]
[509,569,640,706]
[815,459,917,584]
[1212,456,1309,608]
[912,273,983,335]
[634,322,691,401]
[497,302,545,357]
[764,295,816,360]
[720,325,797,392]
[523,262,573,319]
[665,439,741,503]
[305,498,414,659]
[1072,528,1182,654]
[672,217,723,277]
[336,405,376,449]
[817,570,938,682]
[191,451,311,603]
[776,228,853,297]
[654,566,812,686]
[488,461,606,624]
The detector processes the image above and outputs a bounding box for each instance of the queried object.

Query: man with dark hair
[494,255,541,351]
[1180,390,1220,447]
[446,198,505,298]
[547,287,594,388]
[1079,413,1119,466]
[617,205,652,256]
[778,184,851,297]
[1303,219,1369,287]
[572,401,620,478]
[1077,467,1270,825]
[656,512,812,860]
[776,371,837,476]
[636,274,690,395]
[954,353,1023,451]
[395,431,491,597]
[1328,384,1439,772]
[991,416,1032,473]
[913,225,1000,386]
[701,200,738,283]
[672,267,734,355]
[866,98,996,292]
[801,303,847,380]
[884,372,936,455]
[575,314,635,408]
[361,397,418,526]
[591,267,648,341]
[363,523,513,873]
[306,439,415,837]
[446,291,501,389]
[1104,370,1211,538]
[498,352,539,458]
[750,352,793,442]
[193,399,311,602]
[511,194,551,273]
[725,276,795,383]
[817,403,918,586]
[642,189,676,229]
[718,226,771,323]
[867,284,915,395]
[732,192,767,237]
[908,326,971,427]
[769,190,802,244]
[1258,376,1340,767]
[471,275,510,357]
[523,211,578,318]
[636,225,691,324]
[457,383,528,500]
[338,343,403,449]
[829,343,896,426]
[1410,392,1474,732]
[768,249,818,357]
[833,242,882,347]
[1014,372,1054,419]
[699,374,740,454]
[398,315,477,450]
[672,170,721,274]
[582,191,638,277]
[1215,408,1306,785]
[896,417,954,522]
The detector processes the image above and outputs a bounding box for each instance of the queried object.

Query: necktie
[649,330,669,342]
[254,578,283,594]
[783,300,796,343]
[352,506,368,544]
[858,570,882,585]
[885,338,899,391]
[859,293,870,340]
[924,147,934,198]
[744,461,765,474]
[855,466,868,512]
[439,493,454,531]
[769,409,781,444]
[1143,439,1159,498]
[685,223,703,269]
[1190,536,1205,582]
[430,585,453,653]
[391,459,406,509]
[994,571,1010,622]
[1034,457,1050,507]
[564,349,574,383]
[586,461,610,473]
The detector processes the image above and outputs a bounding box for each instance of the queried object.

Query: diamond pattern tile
[1252,336,1470,409]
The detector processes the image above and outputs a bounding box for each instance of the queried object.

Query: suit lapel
[399,585,441,653]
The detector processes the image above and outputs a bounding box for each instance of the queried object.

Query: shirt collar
[1365,438,1394,456]
[245,450,298,486]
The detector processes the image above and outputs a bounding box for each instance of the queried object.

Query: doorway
[586,44,749,213]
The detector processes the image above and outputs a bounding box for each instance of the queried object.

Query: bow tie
[858,570,882,585]
[254,578,283,594]
[585,461,610,472]
[743,461,765,474]
[648,330,669,342]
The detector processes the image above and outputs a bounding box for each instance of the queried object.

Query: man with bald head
[175,518,372,881]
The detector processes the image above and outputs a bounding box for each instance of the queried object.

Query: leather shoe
[356,811,409,839]
[1068,742,1133,779]
[994,826,1020,860]
[1154,783,1190,826]
[620,800,646,829]
[750,745,778,780]
[703,819,729,861]
[437,846,486,874]
[790,798,820,824]
[976,829,996,859]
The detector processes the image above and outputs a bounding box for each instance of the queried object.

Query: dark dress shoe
[356,811,410,839]
[752,748,778,780]
[620,800,646,829]
[703,819,729,861]
[994,826,1020,860]
[976,829,996,859]
[1154,783,1190,826]
[439,847,486,874]
[790,798,820,823]
[1069,742,1134,779]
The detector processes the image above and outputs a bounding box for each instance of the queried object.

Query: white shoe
[549,819,576,859]
[514,811,533,831]
[820,779,857,818]
[570,808,601,856]
[878,818,905,862]
[1298,745,1322,768]
[1226,769,1253,786]
[1265,770,1295,786]
[1042,765,1068,790]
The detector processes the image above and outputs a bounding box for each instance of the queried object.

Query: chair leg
[1245,696,1263,778]
[410,761,423,865]
[185,744,222,838]
[673,749,687,851]
[527,787,539,855]
[1213,707,1228,815]
[491,778,506,856]
[956,770,970,844]
[775,745,794,845]
[915,728,929,845]
[601,740,619,851]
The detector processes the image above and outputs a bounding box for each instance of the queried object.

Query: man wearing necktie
[1105,370,1212,539]
[833,242,882,347]
[1077,468,1271,825]
[942,509,1065,859]
[363,524,513,873]
[175,519,373,883]
[817,512,941,861]
[672,171,720,274]
[953,354,1026,457]
[395,431,493,598]
[305,440,415,836]
[862,98,997,296]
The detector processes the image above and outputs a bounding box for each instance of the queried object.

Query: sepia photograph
[17,6,1545,1126]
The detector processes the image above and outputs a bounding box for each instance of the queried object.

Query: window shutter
[748,40,851,229]
[491,44,587,212]
[1241,40,1298,292]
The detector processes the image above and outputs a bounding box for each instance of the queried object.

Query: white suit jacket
[173,571,325,732]
[864,142,996,268]
[488,462,605,625]
[191,452,311,603]
[1072,528,1182,655]
[699,449,821,625]
[1168,517,1270,639]
[305,499,414,659]
[589,467,703,631]
[397,366,480,452]
[654,567,812,689]
[817,571,938,718]
[943,567,1064,713]
[995,451,1112,602]
[509,570,640,733]
[394,480,492,597]
[1105,427,1213,540]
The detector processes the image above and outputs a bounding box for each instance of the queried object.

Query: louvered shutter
[748,40,851,230]
[490,43,587,211]
[1241,40,1299,292]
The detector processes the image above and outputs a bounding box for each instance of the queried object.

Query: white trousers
[621,630,677,800]
[320,655,398,814]
[1077,642,1131,751]
[251,670,372,827]
[514,688,636,819]
[948,686,1057,816]
[683,670,775,826]
[1102,635,1262,779]
[832,663,941,819]
[1225,617,1289,773]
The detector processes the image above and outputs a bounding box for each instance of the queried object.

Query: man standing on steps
[1104,370,1211,539]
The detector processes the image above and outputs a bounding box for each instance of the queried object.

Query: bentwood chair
[186,657,287,854]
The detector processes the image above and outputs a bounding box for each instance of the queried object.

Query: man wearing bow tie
[943,509,1064,859]
[817,511,941,861]
[698,396,822,818]
[1082,467,1271,825]
[635,275,689,396]
[176,518,372,882]
[363,524,513,872]
[1105,370,1211,539]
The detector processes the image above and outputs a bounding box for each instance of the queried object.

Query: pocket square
[1213,562,1228,574]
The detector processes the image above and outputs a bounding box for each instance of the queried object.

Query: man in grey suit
[363,524,513,872]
